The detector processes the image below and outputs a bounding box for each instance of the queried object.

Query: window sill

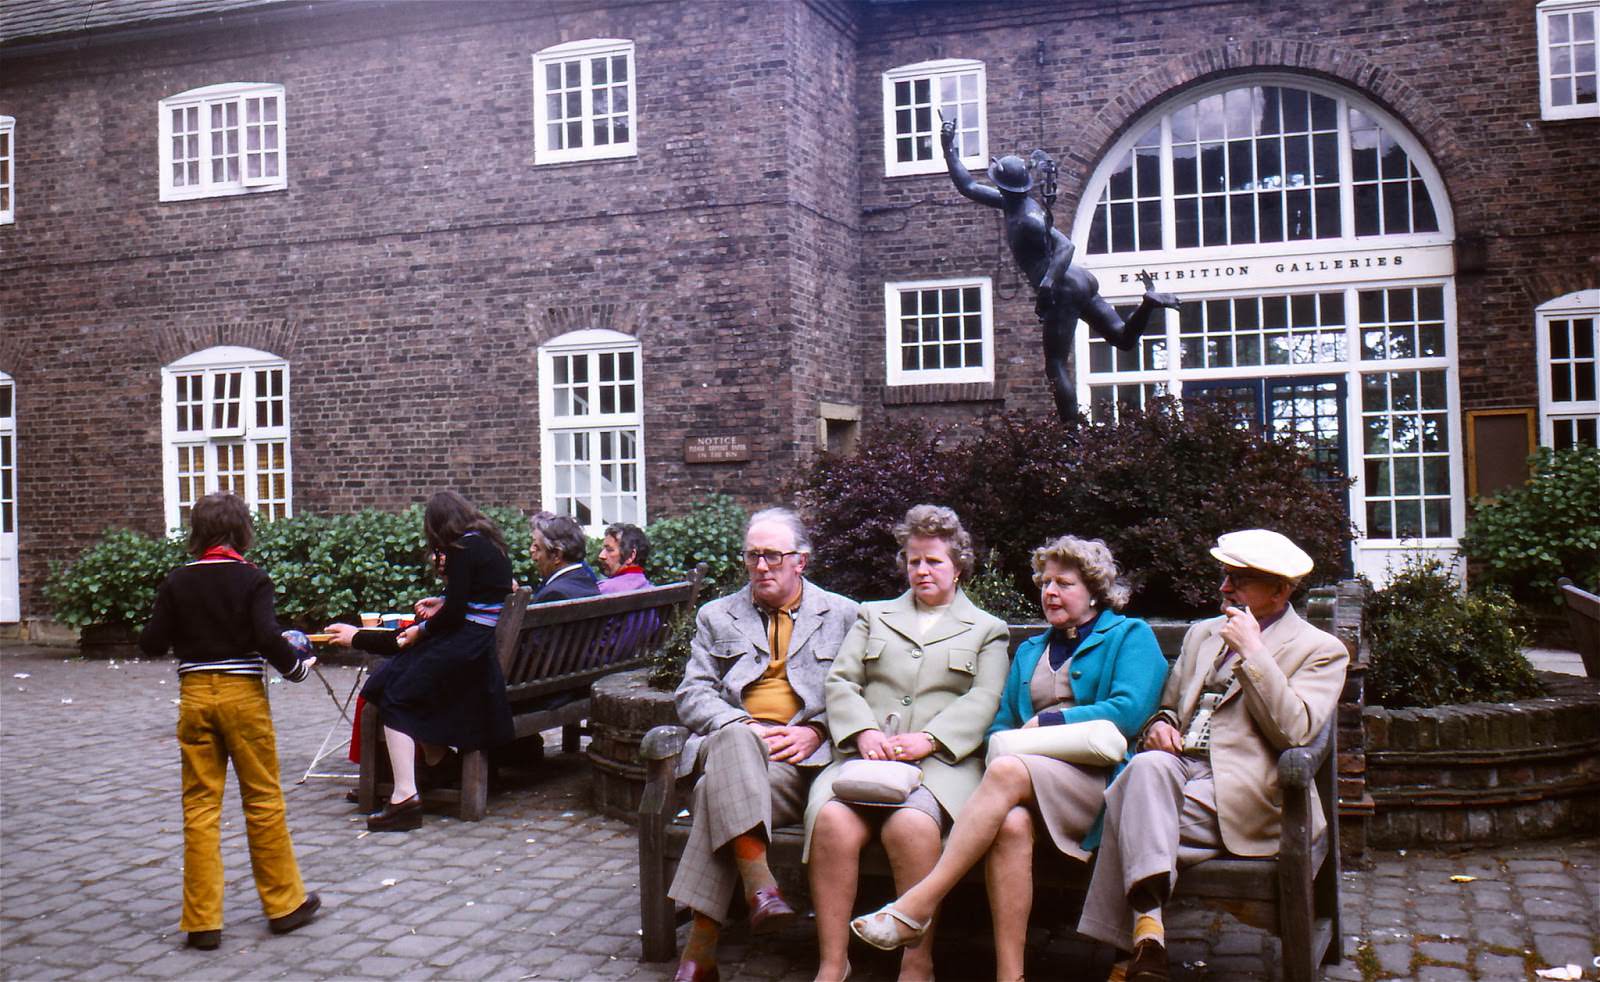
[883,380,1004,405]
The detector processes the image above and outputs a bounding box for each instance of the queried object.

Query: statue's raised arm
[940,118,1004,209]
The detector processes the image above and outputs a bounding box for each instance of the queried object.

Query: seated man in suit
[669,507,859,982]
[597,523,652,594]
[1077,529,1349,982]
[528,511,600,603]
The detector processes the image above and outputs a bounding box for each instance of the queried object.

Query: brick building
[1,0,1595,625]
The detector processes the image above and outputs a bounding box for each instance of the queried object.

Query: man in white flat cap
[1076,529,1349,982]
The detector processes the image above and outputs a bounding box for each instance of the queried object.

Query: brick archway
[150,319,301,367]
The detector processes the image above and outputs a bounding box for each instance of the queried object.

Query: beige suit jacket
[1158,604,1348,857]
[802,588,1010,856]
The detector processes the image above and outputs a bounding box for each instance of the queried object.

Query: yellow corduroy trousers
[177,672,306,932]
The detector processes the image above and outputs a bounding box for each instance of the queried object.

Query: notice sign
[684,435,752,464]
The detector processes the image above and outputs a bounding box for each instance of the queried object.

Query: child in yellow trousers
[140,491,322,950]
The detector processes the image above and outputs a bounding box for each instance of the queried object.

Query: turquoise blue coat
[988,609,1168,849]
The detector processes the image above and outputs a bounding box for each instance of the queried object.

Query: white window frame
[1072,76,1464,582]
[1535,289,1600,447]
[1537,0,1600,120]
[537,329,646,534]
[161,346,292,531]
[158,83,287,202]
[884,276,994,386]
[0,116,14,225]
[533,38,637,165]
[882,59,987,178]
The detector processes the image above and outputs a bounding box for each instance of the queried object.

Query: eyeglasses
[1220,568,1277,589]
[744,549,802,569]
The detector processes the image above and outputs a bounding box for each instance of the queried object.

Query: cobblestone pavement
[2,646,1596,981]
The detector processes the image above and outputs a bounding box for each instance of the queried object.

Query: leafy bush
[800,401,1354,615]
[44,528,186,629]
[1461,445,1600,611]
[647,608,699,690]
[642,494,748,598]
[1363,557,1541,708]
[962,551,1039,623]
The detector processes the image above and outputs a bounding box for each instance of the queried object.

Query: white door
[0,372,17,622]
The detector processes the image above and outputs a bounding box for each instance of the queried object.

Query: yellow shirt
[742,589,804,724]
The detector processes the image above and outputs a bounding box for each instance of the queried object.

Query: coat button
[1071,670,1082,679]
[901,696,913,706]
[965,662,974,671]
[911,648,922,658]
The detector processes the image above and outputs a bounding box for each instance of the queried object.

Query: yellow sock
[681,913,720,967]
[1133,910,1164,947]
[1106,960,1130,982]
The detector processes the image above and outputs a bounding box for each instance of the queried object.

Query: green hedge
[1461,445,1600,613]
[45,496,748,631]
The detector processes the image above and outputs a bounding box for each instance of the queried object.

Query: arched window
[161,346,291,530]
[537,329,645,532]
[1072,77,1458,580]
[1535,290,1600,449]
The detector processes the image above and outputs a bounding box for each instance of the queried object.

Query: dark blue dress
[357,531,515,750]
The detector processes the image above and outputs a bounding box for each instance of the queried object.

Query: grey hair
[745,507,812,555]
[528,510,588,563]
[893,504,976,581]
[1031,535,1131,610]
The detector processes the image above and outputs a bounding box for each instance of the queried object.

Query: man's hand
[762,724,823,764]
[1220,605,1268,661]
[885,731,936,762]
[323,623,359,647]
[396,624,423,649]
[1144,719,1184,756]
[939,115,958,153]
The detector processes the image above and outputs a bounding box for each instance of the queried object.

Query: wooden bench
[360,568,705,820]
[637,664,1342,981]
[1557,578,1600,679]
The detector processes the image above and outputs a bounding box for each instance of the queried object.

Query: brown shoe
[746,884,796,935]
[185,930,220,950]
[1128,939,1169,982]
[268,893,321,935]
[367,794,423,832]
[671,958,719,982]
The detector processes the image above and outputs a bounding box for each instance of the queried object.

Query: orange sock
[732,832,776,899]
[1106,961,1130,982]
[681,913,720,967]
[1133,910,1164,947]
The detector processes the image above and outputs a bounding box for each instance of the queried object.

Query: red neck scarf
[614,565,645,577]
[199,544,250,565]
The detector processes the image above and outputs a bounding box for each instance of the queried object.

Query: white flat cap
[1209,529,1314,580]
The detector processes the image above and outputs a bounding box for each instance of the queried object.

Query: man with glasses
[668,507,858,982]
[1077,529,1348,982]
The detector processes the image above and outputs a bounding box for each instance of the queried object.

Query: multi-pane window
[1536,291,1600,449]
[162,347,291,530]
[534,39,636,164]
[1087,83,1441,254]
[159,84,285,201]
[0,116,13,225]
[538,330,645,532]
[1177,292,1347,369]
[1538,1,1599,120]
[882,60,985,178]
[884,278,993,386]
[1361,370,1452,539]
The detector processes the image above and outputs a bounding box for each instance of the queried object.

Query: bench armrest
[642,724,690,763]
[639,724,689,823]
[1277,716,1333,791]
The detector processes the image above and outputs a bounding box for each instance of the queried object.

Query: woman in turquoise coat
[850,535,1168,981]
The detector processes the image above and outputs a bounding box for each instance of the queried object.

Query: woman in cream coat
[806,505,1009,982]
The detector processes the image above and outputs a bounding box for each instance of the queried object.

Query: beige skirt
[833,785,948,831]
[1014,753,1112,861]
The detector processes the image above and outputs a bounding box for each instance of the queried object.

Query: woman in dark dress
[325,491,515,831]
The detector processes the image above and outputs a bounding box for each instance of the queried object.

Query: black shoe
[185,930,221,950]
[344,789,360,804]
[366,794,423,832]
[268,893,321,935]
[1128,938,1169,982]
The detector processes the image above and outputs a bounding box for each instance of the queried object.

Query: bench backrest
[1557,577,1600,678]
[492,567,706,703]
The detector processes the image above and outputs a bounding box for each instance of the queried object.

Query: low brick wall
[1361,672,1600,847]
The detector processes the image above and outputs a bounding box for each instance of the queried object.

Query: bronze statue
[941,117,1179,422]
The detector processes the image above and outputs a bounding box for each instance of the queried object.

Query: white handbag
[985,718,1127,767]
[833,712,922,805]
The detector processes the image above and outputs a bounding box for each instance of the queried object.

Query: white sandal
[849,904,929,951]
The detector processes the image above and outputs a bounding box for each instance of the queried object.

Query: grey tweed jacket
[673,580,859,777]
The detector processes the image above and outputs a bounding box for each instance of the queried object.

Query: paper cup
[360,612,382,627]
[381,613,408,629]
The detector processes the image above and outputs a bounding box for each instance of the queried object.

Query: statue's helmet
[986,155,1034,193]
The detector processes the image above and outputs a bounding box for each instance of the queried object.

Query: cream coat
[802,588,1009,857]
[1156,604,1348,857]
